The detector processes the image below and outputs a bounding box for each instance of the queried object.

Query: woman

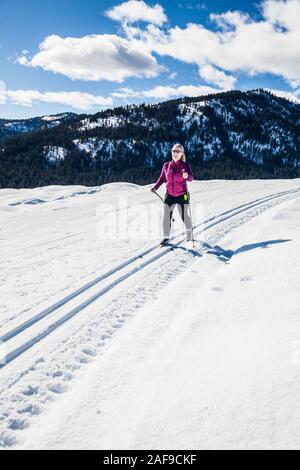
[151,143,194,246]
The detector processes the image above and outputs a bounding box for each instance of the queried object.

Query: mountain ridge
[1,88,300,188]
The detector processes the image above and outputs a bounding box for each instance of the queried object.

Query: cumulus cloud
[105,0,167,25]
[124,0,300,87]
[113,83,300,104]
[140,84,220,98]
[111,84,220,100]
[266,87,300,103]
[209,11,251,30]
[5,89,113,111]
[17,33,165,82]
[262,0,300,31]
[15,0,300,94]
[17,56,29,66]
[199,65,237,90]
[110,87,141,99]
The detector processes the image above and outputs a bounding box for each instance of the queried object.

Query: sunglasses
[172,149,182,153]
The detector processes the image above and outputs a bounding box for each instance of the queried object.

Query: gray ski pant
[162,192,193,239]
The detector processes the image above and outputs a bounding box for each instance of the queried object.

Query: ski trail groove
[0,187,299,369]
[1,186,297,345]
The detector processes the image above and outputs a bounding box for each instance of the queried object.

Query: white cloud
[5,89,113,111]
[266,87,300,103]
[289,80,300,89]
[168,71,178,80]
[209,11,251,30]
[15,0,300,94]
[262,0,300,32]
[124,0,300,87]
[0,80,6,104]
[199,65,237,90]
[141,84,220,98]
[17,56,28,66]
[105,0,167,25]
[111,84,220,100]
[17,33,165,82]
[3,83,299,115]
[110,87,140,98]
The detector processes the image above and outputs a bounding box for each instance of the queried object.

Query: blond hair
[171,143,186,162]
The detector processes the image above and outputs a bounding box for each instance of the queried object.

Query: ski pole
[187,191,196,248]
[152,189,175,222]
[152,188,164,203]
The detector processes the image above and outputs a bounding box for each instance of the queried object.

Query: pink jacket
[153,159,194,197]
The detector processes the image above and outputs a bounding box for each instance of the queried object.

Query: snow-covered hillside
[0,113,76,137]
[73,90,300,167]
[1,178,300,449]
[1,90,300,190]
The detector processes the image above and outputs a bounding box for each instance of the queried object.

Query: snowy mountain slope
[66,89,300,167]
[1,89,300,190]
[0,178,300,449]
[0,113,77,138]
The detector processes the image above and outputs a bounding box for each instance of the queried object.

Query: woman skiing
[151,143,194,246]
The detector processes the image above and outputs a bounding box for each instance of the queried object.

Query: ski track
[1,186,298,329]
[0,186,300,448]
[0,184,292,326]
[1,187,299,352]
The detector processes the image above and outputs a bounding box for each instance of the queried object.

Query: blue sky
[0,0,299,119]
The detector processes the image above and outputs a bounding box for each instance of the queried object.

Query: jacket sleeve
[153,164,167,190]
[186,163,194,182]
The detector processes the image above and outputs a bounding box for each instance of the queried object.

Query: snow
[177,103,206,130]
[1,178,300,449]
[41,114,67,122]
[208,99,236,124]
[1,115,67,136]
[73,138,98,157]
[79,116,125,131]
[2,122,34,133]
[44,146,67,163]
[78,114,160,132]
[73,137,138,160]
